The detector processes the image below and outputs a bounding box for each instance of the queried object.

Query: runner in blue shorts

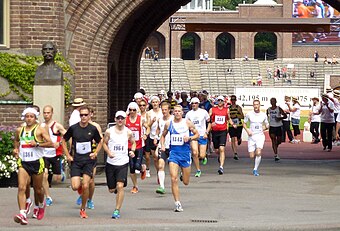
[160,105,199,212]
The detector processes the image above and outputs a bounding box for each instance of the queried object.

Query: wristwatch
[36,142,40,147]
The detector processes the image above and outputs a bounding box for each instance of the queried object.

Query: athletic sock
[158,171,165,189]
[254,156,262,171]
[20,210,27,217]
[39,203,44,208]
[26,198,31,204]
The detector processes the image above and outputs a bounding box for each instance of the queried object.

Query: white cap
[21,108,39,120]
[115,111,126,118]
[150,96,160,102]
[190,97,200,104]
[159,90,165,95]
[134,92,143,99]
[127,102,139,111]
[216,95,224,101]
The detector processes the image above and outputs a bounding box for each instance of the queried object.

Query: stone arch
[215,32,235,59]
[254,32,277,60]
[64,0,191,125]
[144,31,166,59]
[181,32,201,60]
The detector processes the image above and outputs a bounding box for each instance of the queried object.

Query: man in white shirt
[243,100,269,176]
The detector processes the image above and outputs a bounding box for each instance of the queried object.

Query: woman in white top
[287,97,301,143]
[317,94,335,151]
[309,97,321,143]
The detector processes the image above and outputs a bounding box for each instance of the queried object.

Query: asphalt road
[1,142,340,230]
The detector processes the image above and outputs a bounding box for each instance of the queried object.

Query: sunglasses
[80,114,89,117]
[217,99,224,102]
[129,109,137,111]
[192,102,199,104]
[139,104,146,107]
[116,116,125,120]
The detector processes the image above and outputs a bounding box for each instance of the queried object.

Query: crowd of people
[12,86,340,225]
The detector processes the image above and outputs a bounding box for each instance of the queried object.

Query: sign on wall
[235,87,320,110]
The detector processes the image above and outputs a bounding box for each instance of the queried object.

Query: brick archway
[65,0,190,126]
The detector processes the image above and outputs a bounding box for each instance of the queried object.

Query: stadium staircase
[140,59,340,96]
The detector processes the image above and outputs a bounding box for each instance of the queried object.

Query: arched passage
[254,32,277,60]
[65,0,191,125]
[216,32,235,59]
[181,32,201,60]
[144,31,166,59]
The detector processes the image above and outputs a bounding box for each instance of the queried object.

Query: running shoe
[141,164,147,180]
[202,157,208,165]
[174,203,183,212]
[76,195,82,205]
[131,186,139,194]
[233,154,239,160]
[45,197,53,206]
[146,169,151,178]
[14,213,28,225]
[112,209,120,219]
[156,186,166,194]
[87,199,94,209]
[37,203,46,220]
[218,167,224,175]
[195,170,201,177]
[25,200,33,215]
[32,207,39,219]
[80,209,88,219]
[274,155,280,162]
[253,169,260,176]
[37,202,46,220]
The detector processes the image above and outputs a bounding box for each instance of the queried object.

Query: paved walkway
[1,141,340,230]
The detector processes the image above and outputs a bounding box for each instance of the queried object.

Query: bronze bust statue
[34,41,63,85]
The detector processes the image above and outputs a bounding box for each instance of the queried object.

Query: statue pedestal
[33,85,64,125]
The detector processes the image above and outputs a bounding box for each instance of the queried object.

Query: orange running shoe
[141,164,146,180]
[80,209,88,219]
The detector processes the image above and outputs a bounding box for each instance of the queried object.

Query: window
[0,0,9,48]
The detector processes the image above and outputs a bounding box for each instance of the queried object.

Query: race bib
[171,134,184,145]
[193,119,200,125]
[215,115,225,125]
[232,118,239,125]
[251,123,262,132]
[112,144,125,152]
[76,142,91,155]
[21,148,36,161]
[132,131,140,141]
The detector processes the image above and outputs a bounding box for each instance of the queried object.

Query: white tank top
[42,122,57,158]
[149,109,163,139]
[107,126,129,166]
[141,113,147,147]
[267,107,283,127]
[157,115,173,149]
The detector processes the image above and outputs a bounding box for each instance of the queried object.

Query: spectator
[257,73,262,86]
[332,55,338,65]
[310,71,315,78]
[153,53,159,62]
[145,47,150,59]
[203,51,209,64]
[314,50,319,62]
[243,54,249,61]
[199,53,204,63]
[267,67,272,79]
[324,56,330,64]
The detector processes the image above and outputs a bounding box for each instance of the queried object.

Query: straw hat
[311,97,319,101]
[292,96,298,101]
[72,98,86,107]
[333,90,340,97]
